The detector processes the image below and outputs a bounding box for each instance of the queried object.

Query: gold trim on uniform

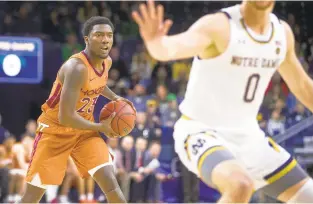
[268,137,280,152]
[184,135,192,160]
[240,18,275,44]
[265,158,297,184]
[181,114,192,120]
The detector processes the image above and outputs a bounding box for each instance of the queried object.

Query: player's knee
[93,165,119,192]
[215,170,254,198]
[228,172,254,195]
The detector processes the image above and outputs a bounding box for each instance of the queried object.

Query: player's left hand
[132,0,173,42]
[113,96,137,113]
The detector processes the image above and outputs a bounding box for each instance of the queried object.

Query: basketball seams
[116,115,121,135]
[116,102,128,115]
[100,101,136,136]
[118,117,135,129]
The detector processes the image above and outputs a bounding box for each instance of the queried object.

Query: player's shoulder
[195,12,230,32]
[279,20,293,37]
[60,57,88,79]
[278,20,294,50]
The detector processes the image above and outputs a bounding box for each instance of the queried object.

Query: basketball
[99,100,136,136]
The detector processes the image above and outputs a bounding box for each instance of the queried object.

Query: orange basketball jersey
[38,51,110,128]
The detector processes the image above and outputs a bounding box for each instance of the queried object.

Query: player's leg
[71,134,126,203]
[59,157,80,203]
[20,183,46,203]
[15,172,26,202]
[8,171,16,202]
[86,176,95,202]
[91,165,126,203]
[257,137,313,203]
[77,177,86,202]
[21,131,76,203]
[181,131,254,203]
[59,173,74,203]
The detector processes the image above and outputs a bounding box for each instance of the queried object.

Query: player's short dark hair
[82,16,114,36]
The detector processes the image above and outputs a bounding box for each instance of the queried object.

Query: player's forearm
[101,86,119,100]
[145,36,181,61]
[59,112,101,131]
[292,79,313,113]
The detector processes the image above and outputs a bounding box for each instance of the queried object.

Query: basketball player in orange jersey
[133,0,313,203]
[8,136,33,203]
[20,16,133,203]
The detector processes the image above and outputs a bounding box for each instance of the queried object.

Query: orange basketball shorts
[26,119,112,186]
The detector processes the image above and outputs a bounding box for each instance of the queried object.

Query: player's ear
[83,36,89,45]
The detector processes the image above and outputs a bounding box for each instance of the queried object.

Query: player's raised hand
[132,0,173,42]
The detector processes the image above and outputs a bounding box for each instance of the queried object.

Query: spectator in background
[0,145,9,202]
[43,9,63,42]
[148,63,173,93]
[107,138,121,172]
[132,112,147,140]
[127,83,149,112]
[160,94,180,128]
[129,137,148,203]
[62,33,83,61]
[264,84,286,110]
[273,98,288,116]
[287,102,310,128]
[131,45,153,80]
[117,136,135,202]
[3,136,15,161]
[76,1,98,25]
[22,119,37,138]
[145,99,161,129]
[99,2,112,19]
[141,141,162,203]
[155,85,169,113]
[265,72,289,98]
[267,109,285,136]
[181,163,199,203]
[110,46,129,79]
[107,69,121,94]
[172,68,189,98]
[3,14,14,34]
[128,71,142,91]
[59,158,80,203]
[171,59,191,81]
[14,3,40,35]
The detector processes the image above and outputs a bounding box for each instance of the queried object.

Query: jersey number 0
[243,74,260,103]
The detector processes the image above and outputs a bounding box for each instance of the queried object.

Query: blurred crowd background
[0,1,313,203]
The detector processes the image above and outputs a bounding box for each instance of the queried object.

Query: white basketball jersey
[179,5,287,132]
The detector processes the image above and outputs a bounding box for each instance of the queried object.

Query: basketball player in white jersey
[132,0,313,203]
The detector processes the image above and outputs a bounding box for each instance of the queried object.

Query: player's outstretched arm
[58,59,116,134]
[132,0,227,61]
[278,21,313,112]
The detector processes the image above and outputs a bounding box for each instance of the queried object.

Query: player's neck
[240,3,271,35]
[83,49,104,69]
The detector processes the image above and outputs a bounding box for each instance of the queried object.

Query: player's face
[87,24,113,59]
[248,0,274,10]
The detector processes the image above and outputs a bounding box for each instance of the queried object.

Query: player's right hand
[132,0,173,42]
[99,113,120,138]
